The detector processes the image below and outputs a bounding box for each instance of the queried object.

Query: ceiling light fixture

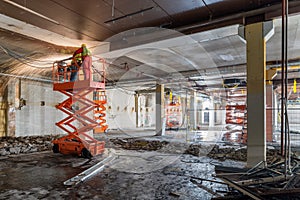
[2,0,60,25]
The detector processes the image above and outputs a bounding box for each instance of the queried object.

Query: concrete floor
[1,127,295,200]
[0,144,245,200]
[103,127,226,144]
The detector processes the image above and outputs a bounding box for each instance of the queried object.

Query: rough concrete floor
[0,146,245,200]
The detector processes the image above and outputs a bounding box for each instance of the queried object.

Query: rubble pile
[111,138,283,163]
[110,138,169,151]
[207,145,247,161]
[208,145,282,163]
[0,135,60,156]
[185,144,215,157]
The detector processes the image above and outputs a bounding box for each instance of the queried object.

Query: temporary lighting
[2,0,60,25]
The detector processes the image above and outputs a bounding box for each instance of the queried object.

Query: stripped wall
[15,80,64,136]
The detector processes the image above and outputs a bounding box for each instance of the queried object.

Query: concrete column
[221,100,227,125]
[197,100,202,128]
[209,97,215,127]
[266,84,273,142]
[190,91,197,130]
[245,21,273,167]
[7,79,19,137]
[135,94,139,128]
[274,93,278,131]
[0,84,8,137]
[155,84,165,136]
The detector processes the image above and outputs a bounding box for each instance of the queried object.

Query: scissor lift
[166,96,182,130]
[93,90,108,133]
[51,58,107,158]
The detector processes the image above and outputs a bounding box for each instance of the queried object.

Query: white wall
[16,80,64,136]
[287,104,300,132]
[106,89,137,130]
[105,90,156,130]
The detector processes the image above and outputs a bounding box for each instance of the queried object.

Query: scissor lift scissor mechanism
[51,58,108,158]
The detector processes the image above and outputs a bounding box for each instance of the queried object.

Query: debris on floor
[110,137,283,163]
[1,135,298,199]
[0,135,61,156]
[0,148,244,200]
[213,156,300,200]
[110,138,169,151]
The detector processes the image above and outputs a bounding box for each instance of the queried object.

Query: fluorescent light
[3,0,60,25]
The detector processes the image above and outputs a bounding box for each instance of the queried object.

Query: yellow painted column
[246,22,267,167]
[0,83,8,137]
[0,102,7,137]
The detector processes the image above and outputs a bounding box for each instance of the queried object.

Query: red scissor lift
[166,96,182,130]
[225,103,247,144]
[51,58,107,158]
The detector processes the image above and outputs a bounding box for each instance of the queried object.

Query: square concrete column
[189,91,197,130]
[0,84,8,137]
[266,84,273,142]
[209,97,215,127]
[245,21,273,167]
[155,84,165,136]
[135,94,139,128]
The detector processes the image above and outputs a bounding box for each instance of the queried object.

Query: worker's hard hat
[81,43,86,47]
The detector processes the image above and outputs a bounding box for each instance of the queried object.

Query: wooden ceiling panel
[205,0,282,18]
[169,8,211,27]
[51,0,124,23]
[0,0,291,42]
[154,0,205,15]
[112,0,156,14]
[0,0,115,41]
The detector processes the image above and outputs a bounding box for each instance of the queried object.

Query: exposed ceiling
[0,0,290,41]
[0,0,300,100]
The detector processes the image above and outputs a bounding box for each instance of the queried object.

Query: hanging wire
[0,44,54,68]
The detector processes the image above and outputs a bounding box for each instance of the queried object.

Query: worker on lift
[73,44,92,80]
[57,61,67,82]
[70,53,82,82]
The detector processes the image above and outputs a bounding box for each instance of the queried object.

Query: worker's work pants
[82,56,92,80]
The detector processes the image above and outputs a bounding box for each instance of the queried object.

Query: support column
[197,100,202,128]
[155,84,165,136]
[266,84,273,142]
[6,79,20,137]
[209,97,215,127]
[135,94,139,128]
[274,93,279,131]
[0,83,8,137]
[221,100,227,125]
[245,21,273,167]
[190,91,197,130]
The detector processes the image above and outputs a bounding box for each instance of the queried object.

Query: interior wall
[142,94,155,127]
[287,103,300,132]
[106,89,137,130]
[15,80,64,136]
